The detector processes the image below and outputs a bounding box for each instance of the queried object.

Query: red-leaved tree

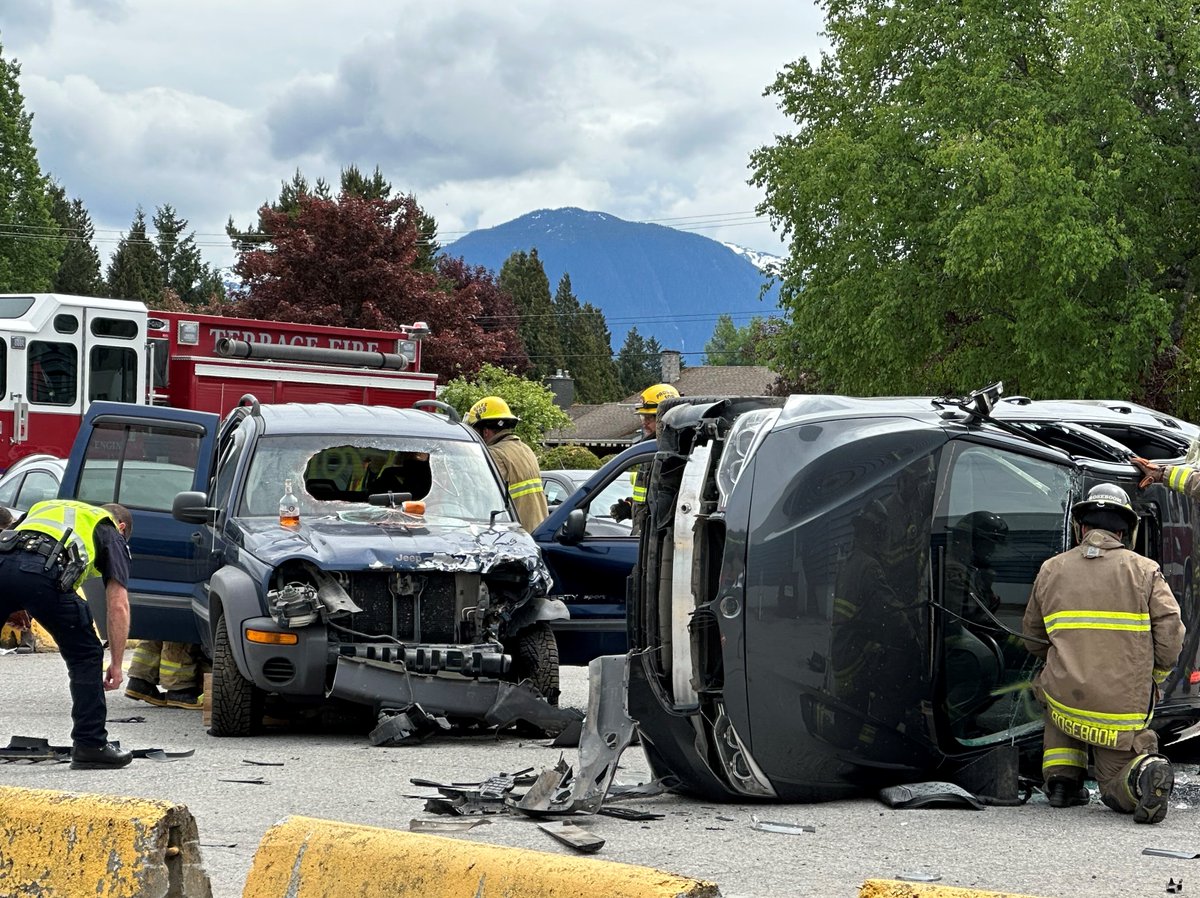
[232,190,524,381]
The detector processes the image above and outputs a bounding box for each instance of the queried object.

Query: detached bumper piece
[329,656,582,735]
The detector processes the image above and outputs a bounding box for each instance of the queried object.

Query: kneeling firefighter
[1022,484,1184,822]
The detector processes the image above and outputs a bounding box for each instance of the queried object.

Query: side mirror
[172,490,214,525]
[560,508,587,545]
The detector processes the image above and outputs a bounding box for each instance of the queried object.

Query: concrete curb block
[243,815,721,897]
[0,785,212,897]
[860,880,1049,898]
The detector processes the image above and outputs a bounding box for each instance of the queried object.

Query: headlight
[267,582,322,628]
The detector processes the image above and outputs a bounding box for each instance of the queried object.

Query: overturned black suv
[627,387,1200,801]
[63,398,570,736]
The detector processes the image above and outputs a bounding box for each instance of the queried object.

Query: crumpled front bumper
[327,656,582,734]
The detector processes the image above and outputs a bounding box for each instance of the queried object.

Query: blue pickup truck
[534,439,655,664]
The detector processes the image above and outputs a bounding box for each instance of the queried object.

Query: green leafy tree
[441,363,571,447]
[616,327,664,395]
[499,249,563,381]
[750,2,1200,406]
[0,44,61,291]
[553,274,622,402]
[703,314,783,367]
[539,444,601,470]
[106,207,164,302]
[47,183,103,295]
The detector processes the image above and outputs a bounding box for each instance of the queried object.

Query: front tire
[509,622,560,705]
[209,615,264,737]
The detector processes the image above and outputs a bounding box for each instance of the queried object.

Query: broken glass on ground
[749,814,816,835]
[538,820,605,853]
[897,872,942,883]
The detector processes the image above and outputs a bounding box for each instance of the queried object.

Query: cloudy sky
[5,1,826,273]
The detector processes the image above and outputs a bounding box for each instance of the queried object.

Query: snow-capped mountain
[445,208,782,354]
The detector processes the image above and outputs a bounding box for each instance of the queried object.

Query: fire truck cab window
[27,341,78,406]
[89,346,138,403]
[0,297,35,318]
[54,314,79,335]
[91,318,139,339]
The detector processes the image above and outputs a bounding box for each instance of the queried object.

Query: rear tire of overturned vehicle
[210,615,264,737]
[510,622,560,705]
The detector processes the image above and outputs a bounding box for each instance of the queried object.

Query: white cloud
[7,0,824,270]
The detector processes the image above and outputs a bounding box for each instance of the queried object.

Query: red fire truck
[0,293,438,471]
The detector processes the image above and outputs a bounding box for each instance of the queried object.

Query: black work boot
[1046,778,1090,808]
[1133,756,1174,824]
[71,742,133,770]
[124,676,165,706]
[161,688,203,710]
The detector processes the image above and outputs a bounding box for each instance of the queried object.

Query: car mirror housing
[560,508,587,545]
[172,490,214,525]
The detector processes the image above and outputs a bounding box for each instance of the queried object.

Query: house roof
[545,366,779,447]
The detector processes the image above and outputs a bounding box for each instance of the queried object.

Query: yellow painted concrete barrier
[861,880,1049,898]
[244,815,720,898]
[0,785,212,897]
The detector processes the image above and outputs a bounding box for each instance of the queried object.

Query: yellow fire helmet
[636,383,681,416]
[465,395,520,428]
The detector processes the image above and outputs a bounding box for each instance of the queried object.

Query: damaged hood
[235,516,551,587]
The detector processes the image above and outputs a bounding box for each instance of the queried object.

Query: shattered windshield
[239,435,511,524]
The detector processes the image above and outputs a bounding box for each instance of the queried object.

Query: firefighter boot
[1133,755,1174,824]
[1046,777,1090,808]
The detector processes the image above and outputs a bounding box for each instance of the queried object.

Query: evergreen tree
[498,249,563,381]
[616,327,664,395]
[106,208,163,302]
[47,183,103,295]
[226,169,333,253]
[553,274,622,402]
[152,204,224,307]
[0,44,61,291]
[340,164,391,200]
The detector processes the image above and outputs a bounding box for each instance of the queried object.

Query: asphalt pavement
[1,652,1198,897]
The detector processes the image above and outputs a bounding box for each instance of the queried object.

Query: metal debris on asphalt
[409,818,493,833]
[412,768,536,816]
[596,806,665,821]
[108,716,146,723]
[242,759,286,766]
[371,704,452,746]
[135,748,196,762]
[218,777,268,785]
[1145,849,1200,859]
[1168,878,1184,894]
[749,814,816,835]
[538,820,605,853]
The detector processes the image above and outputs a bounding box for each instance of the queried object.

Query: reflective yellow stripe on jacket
[508,477,544,500]
[1168,466,1193,491]
[1043,610,1150,633]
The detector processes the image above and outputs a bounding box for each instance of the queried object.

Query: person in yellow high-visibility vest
[0,500,135,769]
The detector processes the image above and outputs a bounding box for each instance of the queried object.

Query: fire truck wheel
[209,614,264,737]
[507,622,560,706]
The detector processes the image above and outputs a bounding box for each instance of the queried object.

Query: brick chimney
[546,369,575,409]
[660,350,681,384]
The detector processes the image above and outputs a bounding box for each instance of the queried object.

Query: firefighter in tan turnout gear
[466,396,548,530]
[1022,483,1184,823]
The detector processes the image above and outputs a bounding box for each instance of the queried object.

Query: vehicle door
[533,441,653,663]
[60,402,220,643]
